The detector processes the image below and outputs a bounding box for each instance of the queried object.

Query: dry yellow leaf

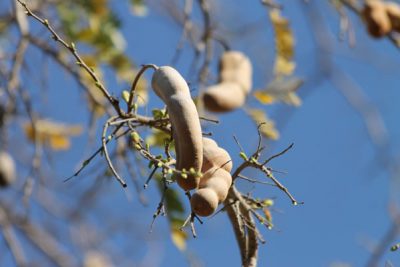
[24,119,82,150]
[80,54,98,68]
[263,208,273,223]
[269,9,296,77]
[283,92,302,107]
[254,77,303,106]
[170,228,187,251]
[78,68,107,116]
[253,91,275,104]
[247,109,279,140]
[49,134,71,150]
[134,77,148,106]
[275,56,296,76]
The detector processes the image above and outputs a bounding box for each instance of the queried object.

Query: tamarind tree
[1,0,400,266]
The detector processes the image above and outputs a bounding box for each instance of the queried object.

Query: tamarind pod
[363,1,391,38]
[191,166,232,217]
[219,51,252,93]
[202,138,232,173]
[190,188,219,217]
[151,66,192,101]
[168,95,203,190]
[386,2,400,32]
[151,66,203,191]
[199,167,232,200]
[0,152,16,188]
[202,179,230,201]
[203,82,246,112]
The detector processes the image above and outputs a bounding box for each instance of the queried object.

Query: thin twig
[0,208,28,267]
[237,174,277,186]
[102,117,127,187]
[262,143,294,165]
[17,0,124,115]
[127,64,158,114]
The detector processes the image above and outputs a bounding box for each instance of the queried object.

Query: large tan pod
[219,51,252,93]
[203,82,246,112]
[191,138,233,217]
[191,167,232,216]
[199,167,232,199]
[386,2,400,32]
[203,51,252,112]
[190,188,219,217]
[362,1,391,38]
[0,152,16,188]
[201,137,232,173]
[151,66,203,191]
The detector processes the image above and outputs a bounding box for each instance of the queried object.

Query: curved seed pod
[191,167,232,216]
[0,152,16,188]
[362,1,391,38]
[190,188,219,217]
[203,82,246,113]
[219,51,252,93]
[199,167,232,199]
[386,2,400,32]
[202,137,232,173]
[203,51,252,113]
[191,138,233,217]
[151,66,203,191]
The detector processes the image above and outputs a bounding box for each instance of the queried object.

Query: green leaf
[391,243,400,252]
[146,129,173,148]
[122,90,131,104]
[239,152,248,161]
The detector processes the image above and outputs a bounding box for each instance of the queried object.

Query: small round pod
[151,66,203,191]
[0,151,16,188]
[202,138,232,173]
[203,82,246,113]
[190,188,219,217]
[362,0,392,38]
[385,2,400,32]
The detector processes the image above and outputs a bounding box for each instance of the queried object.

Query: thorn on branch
[150,175,169,232]
[144,166,158,189]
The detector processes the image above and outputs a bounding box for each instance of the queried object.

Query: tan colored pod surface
[191,166,232,217]
[84,251,114,267]
[151,66,191,101]
[203,82,246,112]
[201,178,230,201]
[363,1,391,38]
[151,66,203,191]
[190,188,219,217]
[219,51,252,93]
[0,152,16,188]
[168,95,203,190]
[202,137,232,173]
[386,2,400,32]
[199,167,232,189]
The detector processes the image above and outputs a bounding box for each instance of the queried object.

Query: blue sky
[111,1,400,266]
